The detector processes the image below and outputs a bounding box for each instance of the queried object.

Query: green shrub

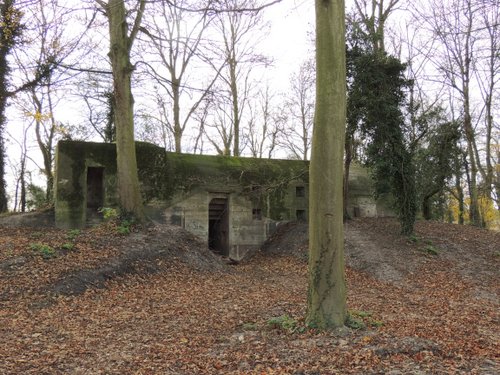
[99,207,119,220]
[117,219,133,235]
[346,310,383,330]
[61,242,75,251]
[408,234,419,243]
[30,243,56,259]
[345,314,366,330]
[267,315,304,333]
[67,229,80,241]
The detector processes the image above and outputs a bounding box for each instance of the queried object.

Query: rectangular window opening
[252,208,262,220]
[296,186,305,198]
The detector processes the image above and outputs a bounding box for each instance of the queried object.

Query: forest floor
[0,217,498,374]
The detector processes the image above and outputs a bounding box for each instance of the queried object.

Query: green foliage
[414,115,461,220]
[66,229,80,241]
[408,235,440,255]
[61,242,74,251]
[29,243,56,259]
[421,245,439,256]
[99,207,134,235]
[267,315,304,333]
[116,209,138,235]
[345,314,366,330]
[99,207,119,220]
[26,184,48,211]
[346,45,417,235]
[408,234,419,243]
[117,219,132,235]
[346,310,383,329]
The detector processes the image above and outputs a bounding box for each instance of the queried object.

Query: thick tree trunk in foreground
[106,0,145,220]
[306,0,347,329]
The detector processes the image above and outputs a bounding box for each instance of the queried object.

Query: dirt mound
[260,219,416,283]
[0,222,226,305]
[260,221,308,260]
[49,224,226,296]
[260,217,499,285]
[0,209,54,227]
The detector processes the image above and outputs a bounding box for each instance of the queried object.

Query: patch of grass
[30,243,56,259]
[98,208,135,235]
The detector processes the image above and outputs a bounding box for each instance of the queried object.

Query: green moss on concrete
[161,153,309,220]
[55,141,310,224]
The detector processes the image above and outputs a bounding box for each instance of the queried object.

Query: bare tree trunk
[106,0,145,220]
[229,52,240,156]
[172,77,182,153]
[463,106,481,226]
[307,0,347,330]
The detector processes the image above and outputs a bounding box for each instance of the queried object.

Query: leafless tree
[7,123,31,212]
[352,0,402,53]
[138,0,221,153]
[475,0,500,209]
[417,0,499,226]
[12,0,82,202]
[280,59,315,161]
[208,0,270,156]
[95,0,146,220]
[244,85,282,158]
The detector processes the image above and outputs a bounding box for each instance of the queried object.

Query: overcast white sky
[262,0,314,88]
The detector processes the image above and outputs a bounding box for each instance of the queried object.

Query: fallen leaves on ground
[0,218,498,374]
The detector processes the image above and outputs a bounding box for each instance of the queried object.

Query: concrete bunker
[54,140,392,260]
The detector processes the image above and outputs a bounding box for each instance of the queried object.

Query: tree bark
[0,0,21,212]
[229,53,240,156]
[306,0,347,329]
[106,0,145,220]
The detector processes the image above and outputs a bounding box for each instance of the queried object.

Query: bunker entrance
[86,167,104,210]
[208,197,229,256]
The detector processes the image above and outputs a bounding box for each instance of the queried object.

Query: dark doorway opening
[296,209,307,222]
[208,197,229,256]
[87,167,104,210]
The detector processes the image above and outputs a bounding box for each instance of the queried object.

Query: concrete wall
[165,187,271,260]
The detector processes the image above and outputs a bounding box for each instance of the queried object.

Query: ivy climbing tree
[364,53,416,235]
[348,45,417,235]
[0,0,23,212]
